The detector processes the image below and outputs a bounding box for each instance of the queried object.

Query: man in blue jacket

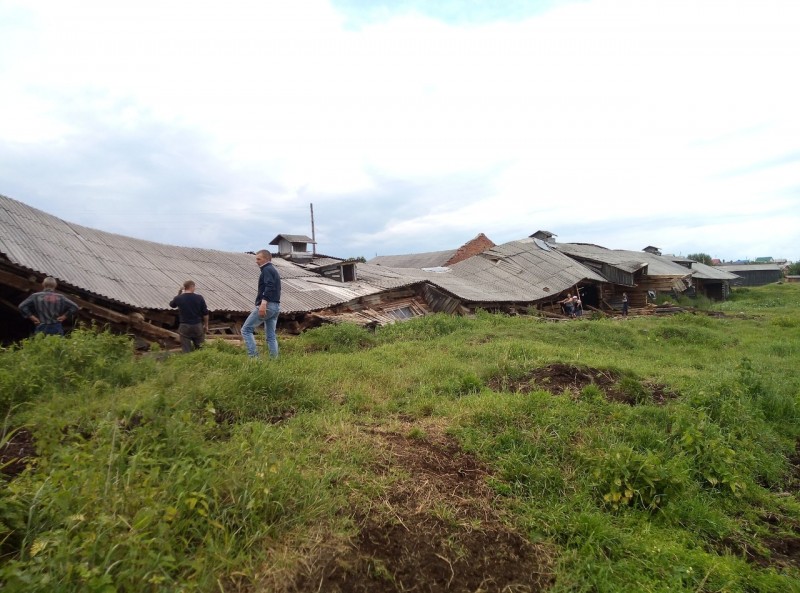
[241,249,281,358]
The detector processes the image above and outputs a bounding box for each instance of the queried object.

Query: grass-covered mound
[2,283,799,592]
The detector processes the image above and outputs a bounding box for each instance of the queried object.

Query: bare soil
[0,426,36,478]
[488,363,678,404]
[718,523,800,572]
[289,422,555,593]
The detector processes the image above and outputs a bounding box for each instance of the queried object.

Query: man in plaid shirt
[19,277,79,336]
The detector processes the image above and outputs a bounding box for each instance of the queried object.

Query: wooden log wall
[600,275,690,310]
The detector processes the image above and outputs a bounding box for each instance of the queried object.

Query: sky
[1,0,798,262]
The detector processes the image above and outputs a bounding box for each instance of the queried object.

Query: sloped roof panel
[554,243,647,273]
[676,261,740,280]
[369,239,606,303]
[717,264,782,273]
[692,265,739,280]
[556,243,692,277]
[369,249,458,268]
[351,263,427,291]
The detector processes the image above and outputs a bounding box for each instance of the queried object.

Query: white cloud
[1,0,799,260]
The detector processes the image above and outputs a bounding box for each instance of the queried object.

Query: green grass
[1,284,800,592]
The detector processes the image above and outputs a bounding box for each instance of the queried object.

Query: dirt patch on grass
[719,528,800,571]
[488,363,678,405]
[740,448,800,572]
[0,427,37,478]
[760,534,800,569]
[786,438,800,491]
[290,422,554,592]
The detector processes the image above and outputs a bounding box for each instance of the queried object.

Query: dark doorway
[577,285,600,309]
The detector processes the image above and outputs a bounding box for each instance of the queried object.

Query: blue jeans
[35,322,64,336]
[241,302,280,358]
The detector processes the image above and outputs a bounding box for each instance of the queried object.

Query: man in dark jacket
[241,249,281,358]
[169,280,210,352]
[19,276,79,336]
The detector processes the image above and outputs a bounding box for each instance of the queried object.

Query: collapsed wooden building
[0,194,428,346]
[548,241,694,311]
[1,194,729,348]
[369,232,707,316]
[667,257,740,300]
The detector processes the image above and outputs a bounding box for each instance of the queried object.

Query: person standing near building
[169,280,210,353]
[622,292,629,317]
[572,295,583,318]
[559,293,574,318]
[241,250,281,359]
[18,276,79,336]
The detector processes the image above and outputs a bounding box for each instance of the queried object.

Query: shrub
[671,413,745,495]
[589,444,683,511]
[0,329,139,415]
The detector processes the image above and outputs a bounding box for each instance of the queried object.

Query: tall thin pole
[310,203,316,255]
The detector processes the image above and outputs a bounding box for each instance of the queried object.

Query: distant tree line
[687,253,713,265]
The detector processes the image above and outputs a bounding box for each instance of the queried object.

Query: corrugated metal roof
[556,243,692,277]
[0,194,390,314]
[364,239,606,303]
[717,264,783,273]
[688,262,740,280]
[369,249,458,268]
[553,243,649,274]
[663,257,739,281]
[304,257,345,267]
[3,194,658,317]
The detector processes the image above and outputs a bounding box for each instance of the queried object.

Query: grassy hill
[2,284,800,592]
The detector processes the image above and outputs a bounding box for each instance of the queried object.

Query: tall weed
[0,329,141,415]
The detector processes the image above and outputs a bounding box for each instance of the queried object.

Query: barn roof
[368,249,459,269]
[664,257,740,281]
[717,264,783,273]
[0,194,388,314]
[555,243,692,277]
[362,239,605,303]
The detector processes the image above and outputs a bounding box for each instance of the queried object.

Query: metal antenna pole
[310,203,316,255]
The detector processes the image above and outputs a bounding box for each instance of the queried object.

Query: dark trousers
[179,323,205,353]
[35,322,64,336]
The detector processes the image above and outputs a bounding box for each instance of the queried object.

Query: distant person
[18,276,79,336]
[560,293,574,318]
[169,280,210,353]
[622,293,629,317]
[241,250,281,359]
[573,295,583,317]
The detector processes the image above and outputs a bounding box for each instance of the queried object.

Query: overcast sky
[1,0,798,261]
